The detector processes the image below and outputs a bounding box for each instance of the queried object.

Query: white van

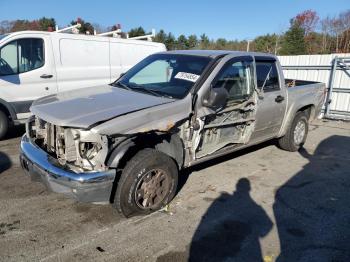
[0,31,166,139]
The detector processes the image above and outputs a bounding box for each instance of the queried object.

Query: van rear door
[0,33,57,120]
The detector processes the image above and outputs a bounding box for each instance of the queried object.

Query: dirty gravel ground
[0,119,349,262]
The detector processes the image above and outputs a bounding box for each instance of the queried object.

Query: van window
[255,61,279,91]
[0,38,44,76]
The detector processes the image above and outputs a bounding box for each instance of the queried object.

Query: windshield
[113,53,212,99]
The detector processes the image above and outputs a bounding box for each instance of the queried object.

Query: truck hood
[31,85,175,128]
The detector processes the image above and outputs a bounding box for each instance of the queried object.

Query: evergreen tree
[153,29,167,44]
[128,26,146,37]
[71,18,94,34]
[280,20,307,55]
[254,34,279,53]
[177,34,188,49]
[187,34,198,49]
[38,17,56,31]
[216,38,227,49]
[199,33,210,49]
[165,33,176,50]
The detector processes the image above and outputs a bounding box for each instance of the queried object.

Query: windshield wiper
[132,86,175,99]
[128,85,162,97]
[111,82,132,91]
[113,82,174,99]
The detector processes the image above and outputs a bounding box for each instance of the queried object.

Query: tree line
[1,9,349,55]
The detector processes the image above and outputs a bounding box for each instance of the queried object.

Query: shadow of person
[189,178,273,262]
[273,135,350,261]
[0,151,11,174]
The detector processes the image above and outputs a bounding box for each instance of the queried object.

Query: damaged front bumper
[19,134,116,203]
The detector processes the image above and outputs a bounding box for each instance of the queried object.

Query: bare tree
[0,20,14,34]
[321,17,332,53]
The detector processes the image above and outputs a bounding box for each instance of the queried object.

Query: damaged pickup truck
[20,50,326,217]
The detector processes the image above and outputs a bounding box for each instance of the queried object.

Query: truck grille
[28,116,76,164]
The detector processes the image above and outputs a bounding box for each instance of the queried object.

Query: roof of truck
[159,50,277,59]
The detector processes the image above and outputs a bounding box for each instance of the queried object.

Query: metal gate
[279,54,350,120]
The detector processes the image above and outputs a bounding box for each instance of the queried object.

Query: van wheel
[113,148,178,217]
[278,112,309,152]
[0,110,9,140]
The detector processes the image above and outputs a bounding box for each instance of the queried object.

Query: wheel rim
[294,120,306,145]
[134,169,171,209]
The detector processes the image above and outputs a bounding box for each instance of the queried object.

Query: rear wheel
[113,148,178,217]
[278,112,309,152]
[0,110,9,140]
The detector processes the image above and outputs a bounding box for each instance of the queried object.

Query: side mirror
[202,86,228,109]
[256,87,264,99]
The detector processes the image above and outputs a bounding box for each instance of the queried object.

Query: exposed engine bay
[28,117,108,172]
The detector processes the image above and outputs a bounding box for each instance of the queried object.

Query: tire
[113,148,178,217]
[278,112,309,152]
[0,110,9,140]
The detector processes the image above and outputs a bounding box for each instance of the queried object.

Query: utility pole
[246,39,252,52]
[274,35,280,55]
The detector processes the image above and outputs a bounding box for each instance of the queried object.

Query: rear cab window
[255,57,280,92]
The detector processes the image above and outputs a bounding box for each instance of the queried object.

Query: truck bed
[283,78,326,125]
[285,79,320,88]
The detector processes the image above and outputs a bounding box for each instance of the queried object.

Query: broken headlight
[68,129,109,172]
[79,142,102,160]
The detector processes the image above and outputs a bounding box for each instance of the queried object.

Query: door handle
[275,95,285,103]
[40,74,53,79]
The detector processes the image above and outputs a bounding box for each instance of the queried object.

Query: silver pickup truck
[20,50,326,217]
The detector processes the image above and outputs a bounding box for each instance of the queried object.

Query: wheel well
[109,132,184,171]
[297,104,315,120]
[0,104,11,120]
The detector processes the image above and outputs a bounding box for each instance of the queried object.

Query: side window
[255,61,279,91]
[213,58,255,102]
[0,41,17,75]
[0,38,44,76]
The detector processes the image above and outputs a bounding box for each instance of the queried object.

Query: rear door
[0,34,57,119]
[250,57,287,141]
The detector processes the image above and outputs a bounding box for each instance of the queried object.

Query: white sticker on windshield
[174,72,200,82]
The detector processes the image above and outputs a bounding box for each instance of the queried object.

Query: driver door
[195,56,257,158]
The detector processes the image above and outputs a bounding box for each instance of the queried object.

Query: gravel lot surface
[0,119,349,261]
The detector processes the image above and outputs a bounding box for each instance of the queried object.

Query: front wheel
[113,148,178,217]
[278,112,309,152]
[0,110,9,140]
